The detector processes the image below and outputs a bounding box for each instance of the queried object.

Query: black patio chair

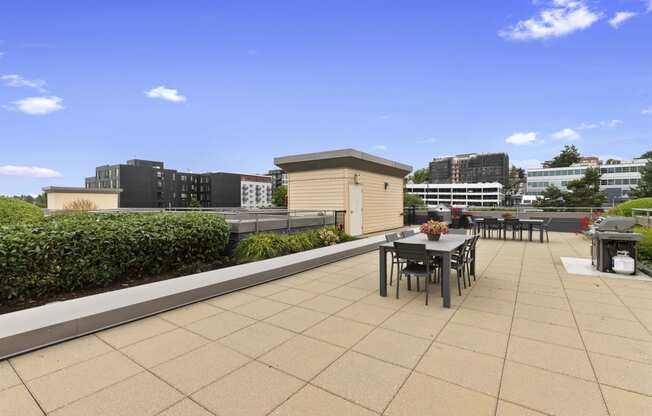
[400,229,416,238]
[450,237,475,295]
[385,233,402,286]
[532,218,552,242]
[503,218,523,240]
[394,242,434,305]
[483,218,501,239]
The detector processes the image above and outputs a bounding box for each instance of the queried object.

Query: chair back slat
[484,218,499,225]
[385,233,399,243]
[394,242,428,263]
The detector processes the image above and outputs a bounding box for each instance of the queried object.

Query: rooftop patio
[1,232,651,416]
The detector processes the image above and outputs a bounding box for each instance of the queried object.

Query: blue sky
[1,0,651,195]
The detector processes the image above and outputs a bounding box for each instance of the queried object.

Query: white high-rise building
[526,159,646,203]
[404,182,504,207]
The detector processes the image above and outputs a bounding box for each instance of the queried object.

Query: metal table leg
[441,253,451,308]
[379,246,388,297]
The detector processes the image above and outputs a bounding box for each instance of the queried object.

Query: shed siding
[47,192,120,210]
[287,169,347,210]
[344,170,404,233]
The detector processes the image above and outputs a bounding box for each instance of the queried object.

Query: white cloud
[371,144,388,151]
[506,132,537,145]
[0,74,47,92]
[609,11,638,28]
[499,0,601,41]
[513,159,543,169]
[145,86,186,103]
[642,106,652,114]
[647,0,652,12]
[0,165,62,178]
[604,119,622,127]
[576,119,622,129]
[9,96,64,115]
[551,127,580,140]
[0,52,4,59]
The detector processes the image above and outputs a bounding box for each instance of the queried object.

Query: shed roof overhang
[274,148,412,178]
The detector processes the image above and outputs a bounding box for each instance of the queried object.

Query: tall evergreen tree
[548,145,581,168]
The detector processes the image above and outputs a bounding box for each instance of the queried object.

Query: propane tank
[612,251,635,275]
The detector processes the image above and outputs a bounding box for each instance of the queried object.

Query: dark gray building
[266,169,287,190]
[85,159,271,208]
[429,153,509,187]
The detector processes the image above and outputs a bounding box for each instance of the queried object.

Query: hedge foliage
[0,213,230,302]
[634,226,652,265]
[608,197,652,217]
[0,197,44,226]
[235,226,353,263]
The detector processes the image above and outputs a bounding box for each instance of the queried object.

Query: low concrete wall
[227,215,336,242]
[0,233,385,360]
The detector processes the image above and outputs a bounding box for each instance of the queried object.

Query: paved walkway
[1,232,651,415]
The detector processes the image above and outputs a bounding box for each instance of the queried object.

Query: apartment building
[266,169,288,190]
[429,153,510,187]
[405,182,504,208]
[85,159,272,208]
[526,159,646,203]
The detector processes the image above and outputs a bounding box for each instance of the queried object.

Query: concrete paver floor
[1,232,651,415]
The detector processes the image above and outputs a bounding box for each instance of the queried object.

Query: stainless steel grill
[591,217,641,274]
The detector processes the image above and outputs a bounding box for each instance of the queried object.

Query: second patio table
[474,218,545,243]
[378,233,475,308]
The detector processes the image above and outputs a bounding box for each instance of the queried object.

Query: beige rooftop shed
[43,187,122,210]
[274,149,412,236]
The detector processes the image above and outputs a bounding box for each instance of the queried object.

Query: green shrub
[0,213,230,302]
[0,197,44,226]
[634,226,652,264]
[235,226,354,263]
[608,197,652,217]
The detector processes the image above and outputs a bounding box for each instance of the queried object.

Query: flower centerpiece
[419,220,449,241]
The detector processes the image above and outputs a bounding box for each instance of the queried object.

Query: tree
[404,193,425,207]
[563,168,606,207]
[629,159,652,198]
[536,185,565,207]
[272,185,287,207]
[605,158,620,165]
[189,199,202,208]
[507,166,525,195]
[407,168,430,184]
[548,145,581,168]
[639,150,652,160]
[34,193,47,208]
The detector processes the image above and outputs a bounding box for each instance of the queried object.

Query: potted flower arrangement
[419,220,449,241]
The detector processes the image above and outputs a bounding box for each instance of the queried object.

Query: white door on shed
[348,184,363,236]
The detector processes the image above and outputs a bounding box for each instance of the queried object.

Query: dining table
[378,233,475,308]
[473,217,545,243]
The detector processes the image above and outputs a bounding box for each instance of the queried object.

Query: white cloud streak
[552,127,580,140]
[506,132,537,145]
[609,11,638,28]
[9,96,64,115]
[641,106,652,115]
[513,159,543,169]
[0,74,47,92]
[145,86,186,103]
[372,144,388,151]
[0,165,62,178]
[499,0,601,41]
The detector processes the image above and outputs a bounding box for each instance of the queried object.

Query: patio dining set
[378,230,479,308]
[470,216,551,243]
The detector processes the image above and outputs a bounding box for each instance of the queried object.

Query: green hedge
[0,213,230,302]
[634,226,652,265]
[608,197,652,217]
[0,197,44,226]
[235,226,354,263]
